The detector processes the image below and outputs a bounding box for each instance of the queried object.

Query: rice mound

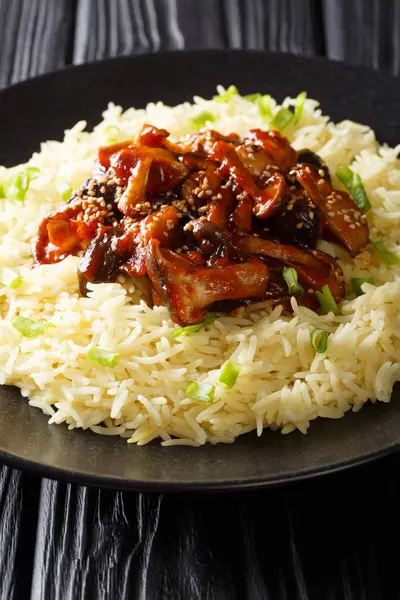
[0,87,400,446]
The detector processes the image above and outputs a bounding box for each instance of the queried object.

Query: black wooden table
[1,2,400,598]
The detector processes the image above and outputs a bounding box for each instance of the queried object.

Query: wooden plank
[322,0,400,75]
[73,0,323,63]
[0,0,74,88]
[0,468,40,600]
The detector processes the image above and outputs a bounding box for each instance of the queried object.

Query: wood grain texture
[322,0,400,75]
[0,0,400,598]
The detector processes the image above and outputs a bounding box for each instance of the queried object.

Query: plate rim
[1,48,399,490]
[1,48,399,99]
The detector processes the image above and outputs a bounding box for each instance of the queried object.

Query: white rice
[0,86,400,446]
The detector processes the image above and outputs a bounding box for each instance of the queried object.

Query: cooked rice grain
[0,89,400,445]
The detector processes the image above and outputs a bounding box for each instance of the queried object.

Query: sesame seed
[305,166,312,174]
[355,222,361,227]
[203,177,209,185]
[248,153,255,160]
[217,193,223,200]
[198,190,206,199]
[193,187,200,195]
[211,195,218,201]
[205,190,213,196]
[327,211,335,217]
[308,211,314,219]
[317,179,325,186]
[349,224,356,229]
[318,169,325,177]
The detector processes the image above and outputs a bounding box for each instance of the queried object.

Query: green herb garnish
[336,165,371,213]
[185,381,215,403]
[310,328,328,353]
[351,277,375,296]
[218,361,241,388]
[87,346,120,368]
[283,267,304,296]
[315,285,341,315]
[13,317,55,338]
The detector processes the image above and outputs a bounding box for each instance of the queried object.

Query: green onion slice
[294,91,307,122]
[172,315,214,339]
[336,165,371,213]
[351,277,375,296]
[315,285,341,315]
[185,381,215,403]
[243,93,261,102]
[104,125,120,142]
[55,178,72,202]
[5,167,40,201]
[218,361,241,388]
[371,239,400,265]
[12,316,55,338]
[256,94,272,121]
[271,107,294,131]
[189,111,215,130]
[282,267,304,296]
[87,346,120,368]
[0,268,23,289]
[310,328,328,353]
[213,85,239,102]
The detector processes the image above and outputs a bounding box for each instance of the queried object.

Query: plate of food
[0,50,399,491]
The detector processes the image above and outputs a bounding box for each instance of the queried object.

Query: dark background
[0,1,400,598]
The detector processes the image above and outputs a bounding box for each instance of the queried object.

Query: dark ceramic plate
[0,50,399,491]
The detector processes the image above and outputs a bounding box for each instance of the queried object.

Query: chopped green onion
[271,107,294,131]
[104,125,120,142]
[371,239,400,265]
[256,94,272,121]
[12,316,55,338]
[315,284,341,315]
[294,91,307,122]
[185,381,215,403]
[55,178,72,202]
[336,165,371,213]
[243,93,261,102]
[351,277,375,296]
[5,167,40,201]
[213,85,239,103]
[26,167,40,179]
[189,111,215,130]
[0,268,23,289]
[283,267,304,296]
[87,346,120,368]
[172,315,214,339]
[310,328,328,353]
[218,361,241,388]
[173,323,205,338]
